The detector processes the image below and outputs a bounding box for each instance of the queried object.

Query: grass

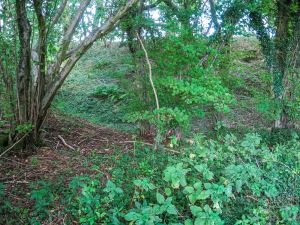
[53,41,137,132]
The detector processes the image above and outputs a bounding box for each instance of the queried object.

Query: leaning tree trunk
[13,0,139,148]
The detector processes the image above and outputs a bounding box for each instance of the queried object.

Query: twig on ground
[1,157,27,165]
[120,140,153,146]
[77,138,88,145]
[4,180,29,184]
[55,141,59,150]
[246,195,259,202]
[0,134,28,158]
[58,135,75,150]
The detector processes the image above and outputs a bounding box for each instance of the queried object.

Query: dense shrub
[124,32,235,140]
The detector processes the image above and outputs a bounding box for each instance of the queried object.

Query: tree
[0,0,139,148]
[249,0,300,128]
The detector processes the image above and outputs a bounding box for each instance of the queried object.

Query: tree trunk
[33,0,47,139]
[12,0,139,148]
[16,0,32,126]
[250,0,294,129]
[273,0,292,129]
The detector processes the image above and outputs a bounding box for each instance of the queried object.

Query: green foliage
[53,43,136,132]
[0,183,12,217]
[152,33,235,112]
[124,133,300,224]
[15,123,34,134]
[30,181,56,223]
[92,84,127,101]
[126,107,190,137]
[163,163,190,189]
[27,173,125,225]
[67,174,106,224]
[124,31,235,139]
[1,133,300,224]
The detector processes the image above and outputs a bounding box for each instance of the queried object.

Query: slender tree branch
[162,0,180,13]
[136,32,160,112]
[41,0,139,114]
[48,0,68,32]
[51,0,91,77]
[0,134,28,158]
[208,0,220,31]
[144,0,162,10]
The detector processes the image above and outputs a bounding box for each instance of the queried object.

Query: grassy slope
[53,37,273,136]
[193,37,273,136]
[53,41,137,132]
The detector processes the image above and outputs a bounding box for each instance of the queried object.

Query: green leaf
[184,219,193,225]
[198,190,210,200]
[190,206,202,217]
[165,188,172,196]
[236,180,243,193]
[167,205,177,215]
[188,192,198,204]
[183,186,194,194]
[156,192,165,204]
[124,212,140,221]
[193,181,202,190]
[225,185,233,197]
[194,217,206,225]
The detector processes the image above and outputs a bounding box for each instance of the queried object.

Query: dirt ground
[0,112,138,218]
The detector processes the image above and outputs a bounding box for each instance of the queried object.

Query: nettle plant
[124,133,300,225]
[125,30,234,140]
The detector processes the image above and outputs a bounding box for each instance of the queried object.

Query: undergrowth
[1,133,299,224]
[53,43,136,132]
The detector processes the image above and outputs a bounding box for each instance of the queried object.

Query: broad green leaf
[190,205,202,217]
[156,192,165,204]
[198,190,210,200]
[167,205,177,215]
[183,186,194,194]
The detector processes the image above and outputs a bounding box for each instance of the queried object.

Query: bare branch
[144,0,162,10]
[58,135,75,150]
[0,134,28,158]
[208,0,219,31]
[51,0,91,77]
[162,0,180,14]
[41,0,139,113]
[48,0,68,31]
[136,32,160,112]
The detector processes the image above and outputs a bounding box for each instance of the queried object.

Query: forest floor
[0,113,144,221]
